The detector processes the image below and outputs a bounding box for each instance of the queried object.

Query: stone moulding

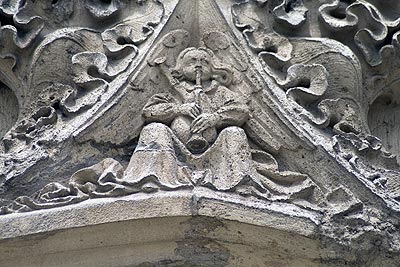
[0,189,384,267]
[1,0,400,266]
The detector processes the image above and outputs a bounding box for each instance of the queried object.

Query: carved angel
[123,30,317,201]
[143,47,249,153]
[123,47,253,191]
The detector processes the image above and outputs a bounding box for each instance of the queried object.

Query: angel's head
[172,47,233,86]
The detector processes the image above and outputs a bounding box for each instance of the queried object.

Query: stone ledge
[0,188,324,267]
[0,188,320,240]
[1,188,399,266]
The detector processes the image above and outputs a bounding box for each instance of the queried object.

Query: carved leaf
[273,0,308,28]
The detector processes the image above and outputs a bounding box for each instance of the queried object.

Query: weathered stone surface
[1,0,400,266]
[1,190,397,267]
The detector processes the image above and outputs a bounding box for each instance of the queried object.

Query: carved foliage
[1,0,164,151]
[0,0,165,202]
[232,0,368,136]
[232,0,400,207]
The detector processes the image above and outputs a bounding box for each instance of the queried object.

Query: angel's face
[181,50,212,82]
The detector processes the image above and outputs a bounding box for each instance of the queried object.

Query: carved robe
[123,81,253,191]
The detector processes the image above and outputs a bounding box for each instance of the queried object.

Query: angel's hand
[191,113,218,133]
[177,103,201,119]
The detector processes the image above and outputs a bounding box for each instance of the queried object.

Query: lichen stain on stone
[129,260,186,267]
[175,216,231,266]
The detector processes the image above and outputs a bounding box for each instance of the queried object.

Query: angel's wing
[75,30,192,145]
[203,31,305,153]
[148,29,190,69]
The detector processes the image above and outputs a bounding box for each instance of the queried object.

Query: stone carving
[320,0,399,67]
[1,0,400,263]
[122,40,319,199]
[126,46,250,190]
[233,0,368,136]
[231,0,400,204]
[1,31,320,214]
[0,0,164,198]
[1,158,125,214]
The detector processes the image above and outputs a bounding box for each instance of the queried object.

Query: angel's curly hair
[171,47,233,87]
